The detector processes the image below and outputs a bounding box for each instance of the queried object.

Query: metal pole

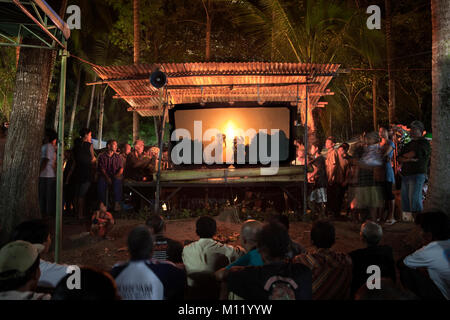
[303,83,308,217]
[154,89,168,215]
[55,40,68,263]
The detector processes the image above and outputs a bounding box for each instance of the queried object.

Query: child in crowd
[90,201,115,240]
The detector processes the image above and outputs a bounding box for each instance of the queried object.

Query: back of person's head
[196,216,217,238]
[11,220,49,245]
[268,214,290,231]
[79,128,91,138]
[360,221,383,246]
[0,241,41,292]
[52,267,120,300]
[44,129,57,144]
[128,226,153,260]
[240,220,263,249]
[257,222,290,261]
[416,210,450,241]
[339,143,350,153]
[355,278,417,300]
[311,220,335,249]
[145,215,165,234]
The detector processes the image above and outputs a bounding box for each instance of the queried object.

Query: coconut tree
[426,0,450,213]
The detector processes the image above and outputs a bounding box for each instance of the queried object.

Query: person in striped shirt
[294,220,352,300]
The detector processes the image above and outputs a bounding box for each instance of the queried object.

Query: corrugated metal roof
[91,62,340,122]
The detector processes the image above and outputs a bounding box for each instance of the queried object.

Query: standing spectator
[379,127,397,225]
[39,129,57,217]
[90,201,115,240]
[52,267,120,300]
[223,222,312,300]
[119,143,131,168]
[110,226,186,300]
[71,128,96,220]
[354,132,385,221]
[11,220,69,289]
[146,215,183,263]
[325,137,341,218]
[398,121,431,220]
[0,241,51,300]
[398,211,450,300]
[349,221,396,298]
[97,139,123,211]
[308,144,328,218]
[182,216,243,299]
[294,220,353,300]
[335,143,350,220]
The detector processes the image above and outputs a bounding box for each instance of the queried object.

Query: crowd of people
[298,120,431,225]
[0,211,448,300]
[39,128,163,227]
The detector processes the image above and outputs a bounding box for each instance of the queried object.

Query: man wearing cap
[0,240,51,300]
[398,121,431,219]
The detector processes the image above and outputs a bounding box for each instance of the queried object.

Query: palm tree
[426,0,450,213]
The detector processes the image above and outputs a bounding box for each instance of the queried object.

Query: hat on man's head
[409,120,425,133]
[0,241,40,280]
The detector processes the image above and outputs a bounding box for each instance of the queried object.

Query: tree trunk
[426,0,450,213]
[0,45,53,244]
[349,99,354,136]
[97,86,105,149]
[385,0,396,124]
[86,76,96,129]
[133,0,140,142]
[372,74,378,130]
[68,68,81,148]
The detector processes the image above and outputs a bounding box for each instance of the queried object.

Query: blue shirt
[226,248,264,269]
[385,140,396,183]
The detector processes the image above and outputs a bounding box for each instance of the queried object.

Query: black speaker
[150,69,167,89]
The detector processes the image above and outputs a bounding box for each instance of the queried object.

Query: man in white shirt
[39,129,57,217]
[400,211,450,300]
[110,226,185,300]
[12,220,69,288]
[182,216,244,299]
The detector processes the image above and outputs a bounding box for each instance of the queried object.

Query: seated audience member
[215,220,264,282]
[355,278,417,300]
[146,215,183,263]
[294,220,353,300]
[125,140,153,181]
[91,201,115,239]
[223,222,312,300]
[0,241,51,300]
[398,211,450,300]
[11,220,68,288]
[182,216,243,299]
[119,143,131,168]
[97,139,123,212]
[52,267,120,300]
[110,226,186,300]
[349,221,396,297]
[269,214,305,258]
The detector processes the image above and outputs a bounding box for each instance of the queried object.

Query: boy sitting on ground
[91,201,115,240]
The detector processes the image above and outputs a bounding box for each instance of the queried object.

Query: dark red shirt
[98,152,123,178]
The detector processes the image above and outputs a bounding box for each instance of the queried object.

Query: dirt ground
[42,216,423,273]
